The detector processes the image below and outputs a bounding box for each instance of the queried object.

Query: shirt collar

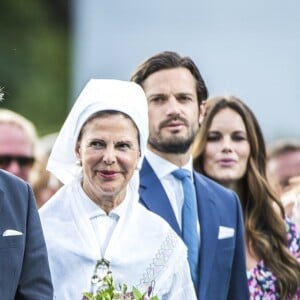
[79,183,128,220]
[145,148,194,179]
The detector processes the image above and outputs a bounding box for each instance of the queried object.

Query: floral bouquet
[82,259,159,300]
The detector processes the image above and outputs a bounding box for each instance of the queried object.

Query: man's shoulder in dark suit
[0,169,53,299]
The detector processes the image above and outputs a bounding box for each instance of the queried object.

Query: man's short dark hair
[130,51,208,105]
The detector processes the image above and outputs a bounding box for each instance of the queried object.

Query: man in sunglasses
[0,108,37,181]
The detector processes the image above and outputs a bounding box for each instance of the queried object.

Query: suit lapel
[194,172,219,296]
[0,188,3,214]
[0,188,4,234]
[140,161,221,295]
[139,159,181,236]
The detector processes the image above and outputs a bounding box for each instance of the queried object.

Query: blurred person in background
[0,106,58,209]
[279,176,300,231]
[0,108,37,181]
[192,95,300,299]
[31,132,62,208]
[267,139,300,230]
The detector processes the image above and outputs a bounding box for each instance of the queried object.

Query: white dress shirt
[145,149,200,239]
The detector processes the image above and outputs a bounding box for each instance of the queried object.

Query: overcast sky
[71,0,300,143]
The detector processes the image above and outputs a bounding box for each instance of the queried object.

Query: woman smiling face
[76,112,140,211]
[203,108,250,187]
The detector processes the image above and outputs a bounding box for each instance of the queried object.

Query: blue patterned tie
[172,169,199,289]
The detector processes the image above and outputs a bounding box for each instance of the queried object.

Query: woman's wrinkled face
[203,108,250,186]
[76,114,140,205]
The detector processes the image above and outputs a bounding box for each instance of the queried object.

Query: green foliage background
[0,0,70,136]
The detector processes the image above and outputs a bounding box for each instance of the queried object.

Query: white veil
[47,79,149,191]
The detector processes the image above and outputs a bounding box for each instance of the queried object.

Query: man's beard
[148,128,198,154]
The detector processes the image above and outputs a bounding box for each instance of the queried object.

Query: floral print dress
[247,219,300,300]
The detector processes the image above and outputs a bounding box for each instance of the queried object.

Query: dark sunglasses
[0,155,35,168]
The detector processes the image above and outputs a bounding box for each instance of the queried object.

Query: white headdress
[47,79,148,187]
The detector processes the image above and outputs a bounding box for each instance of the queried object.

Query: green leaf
[82,292,93,300]
[132,286,143,299]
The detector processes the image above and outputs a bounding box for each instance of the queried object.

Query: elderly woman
[39,79,196,300]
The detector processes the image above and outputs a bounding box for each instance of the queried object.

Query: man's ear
[199,100,207,125]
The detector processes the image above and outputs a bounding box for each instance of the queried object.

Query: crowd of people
[0,51,299,300]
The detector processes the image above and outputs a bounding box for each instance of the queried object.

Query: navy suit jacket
[0,170,53,299]
[139,158,249,300]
